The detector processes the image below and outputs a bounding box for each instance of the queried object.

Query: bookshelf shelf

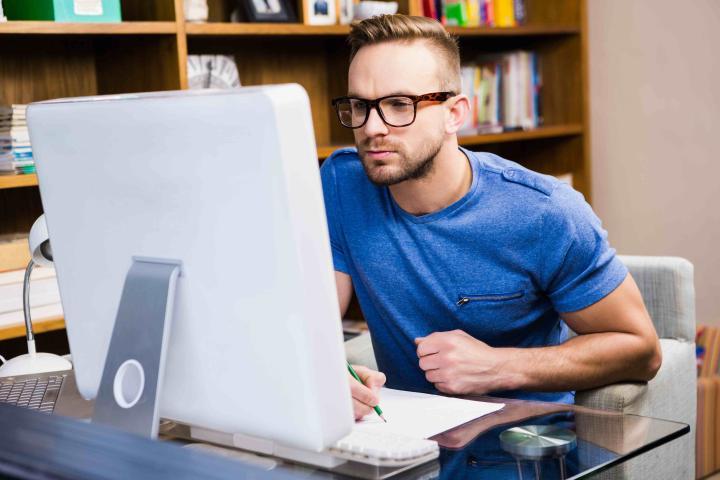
[185,23,579,37]
[317,124,584,159]
[0,316,65,342]
[0,174,38,190]
[447,25,580,36]
[186,22,350,36]
[459,124,583,145]
[0,21,177,35]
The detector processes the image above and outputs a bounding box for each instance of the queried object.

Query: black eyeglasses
[331,91,456,129]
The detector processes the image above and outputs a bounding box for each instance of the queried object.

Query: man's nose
[362,106,389,137]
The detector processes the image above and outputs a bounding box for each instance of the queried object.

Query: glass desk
[0,372,689,480]
[163,395,689,480]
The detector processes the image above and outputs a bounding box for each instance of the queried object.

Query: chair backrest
[618,255,695,342]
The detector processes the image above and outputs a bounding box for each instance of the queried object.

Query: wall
[588,0,720,326]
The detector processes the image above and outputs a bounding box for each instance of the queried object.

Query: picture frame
[336,0,353,24]
[239,0,296,23]
[302,0,336,25]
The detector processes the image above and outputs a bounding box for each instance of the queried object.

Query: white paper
[355,388,504,439]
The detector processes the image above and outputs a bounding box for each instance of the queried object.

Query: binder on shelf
[2,0,122,22]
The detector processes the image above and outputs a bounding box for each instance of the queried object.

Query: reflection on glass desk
[162,395,689,480]
[0,372,689,480]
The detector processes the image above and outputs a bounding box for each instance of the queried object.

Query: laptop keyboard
[0,375,64,414]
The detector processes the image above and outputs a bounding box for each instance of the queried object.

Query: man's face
[348,40,449,186]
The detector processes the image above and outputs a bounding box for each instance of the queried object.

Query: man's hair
[348,14,461,93]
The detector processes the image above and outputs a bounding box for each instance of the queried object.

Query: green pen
[347,361,387,423]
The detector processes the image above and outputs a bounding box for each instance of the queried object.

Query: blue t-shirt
[320,147,628,404]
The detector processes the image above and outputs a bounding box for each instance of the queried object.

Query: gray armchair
[345,255,696,479]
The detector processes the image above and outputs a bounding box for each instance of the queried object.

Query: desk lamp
[0,215,72,377]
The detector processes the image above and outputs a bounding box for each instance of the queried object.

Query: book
[0,267,60,315]
[0,303,63,329]
[493,0,515,27]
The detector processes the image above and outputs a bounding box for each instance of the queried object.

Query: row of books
[421,0,526,28]
[0,265,62,328]
[459,50,541,135]
[0,104,34,176]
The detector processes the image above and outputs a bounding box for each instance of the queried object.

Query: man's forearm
[495,332,662,393]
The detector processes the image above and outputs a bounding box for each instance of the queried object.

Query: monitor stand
[92,257,181,438]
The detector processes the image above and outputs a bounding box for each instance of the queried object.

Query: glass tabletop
[225,395,689,480]
[425,396,689,480]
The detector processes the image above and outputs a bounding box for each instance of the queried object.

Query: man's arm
[335,270,353,317]
[415,274,663,395]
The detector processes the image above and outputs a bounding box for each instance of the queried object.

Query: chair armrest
[575,382,648,412]
[344,333,378,371]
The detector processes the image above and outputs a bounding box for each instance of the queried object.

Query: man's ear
[445,94,471,135]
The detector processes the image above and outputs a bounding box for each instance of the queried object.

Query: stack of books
[0,104,33,176]
[0,266,62,329]
[459,50,541,135]
[422,0,525,28]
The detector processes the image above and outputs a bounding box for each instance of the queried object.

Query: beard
[357,133,444,186]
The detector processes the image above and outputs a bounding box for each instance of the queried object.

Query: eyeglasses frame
[330,91,456,129]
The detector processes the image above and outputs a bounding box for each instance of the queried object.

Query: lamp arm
[22,259,37,348]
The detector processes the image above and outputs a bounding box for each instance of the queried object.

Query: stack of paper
[0,104,34,176]
[0,266,63,328]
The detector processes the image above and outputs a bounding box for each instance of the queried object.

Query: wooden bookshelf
[0,21,177,35]
[0,316,65,342]
[0,0,590,340]
[0,174,38,190]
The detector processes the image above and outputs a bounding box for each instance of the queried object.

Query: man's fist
[415,329,506,395]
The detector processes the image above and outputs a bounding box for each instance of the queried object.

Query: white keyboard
[329,429,439,467]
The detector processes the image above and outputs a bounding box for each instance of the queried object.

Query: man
[321,14,662,420]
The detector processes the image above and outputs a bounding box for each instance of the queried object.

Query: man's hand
[348,365,386,421]
[415,330,513,395]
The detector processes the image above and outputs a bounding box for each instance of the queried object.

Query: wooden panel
[525,0,580,27]
[0,38,97,104]
[536,36,583,125]
[206,0,237,22]
[0,317,65,341]
[0,21,177,34]
[0,189,44,237]
[184,23,578,37]
[189,37,335,146]
[120,0,177,21]
[186,23,350,35]
[325,37,355,147]
[175,0,189,89]
[96,36,183,93]
[0,175,38,190]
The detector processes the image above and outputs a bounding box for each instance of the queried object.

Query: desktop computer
[26,85,353,450]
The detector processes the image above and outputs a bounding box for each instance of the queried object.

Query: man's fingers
[352,365,386,389]
[352,398,373,421]
[349,375,378,406]
[418,353,441,371]
[416,337,441,357]
[425,368,445,384]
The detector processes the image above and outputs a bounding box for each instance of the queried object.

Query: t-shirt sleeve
[538,183,628,313]
[319,156,350,275]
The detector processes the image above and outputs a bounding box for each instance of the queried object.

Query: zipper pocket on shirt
[456,291,524,306]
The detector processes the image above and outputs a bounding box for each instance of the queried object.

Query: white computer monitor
[26,85,353,451]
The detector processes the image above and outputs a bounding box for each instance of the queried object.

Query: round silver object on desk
[500,425,577,459]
